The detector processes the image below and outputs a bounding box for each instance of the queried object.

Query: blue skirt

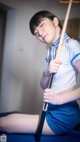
[46,101,80,135]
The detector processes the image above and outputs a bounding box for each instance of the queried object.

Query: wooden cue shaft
[56,0,73,60]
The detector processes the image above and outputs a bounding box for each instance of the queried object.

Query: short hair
[29,10,62,35]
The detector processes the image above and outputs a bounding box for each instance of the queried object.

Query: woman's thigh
[0,113,55,135]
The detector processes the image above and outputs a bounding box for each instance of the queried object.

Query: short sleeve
[68,39,80,65]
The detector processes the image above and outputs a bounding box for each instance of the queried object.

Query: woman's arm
[43,87,80,105]
[74,59,80,73]
[59,87,80,104]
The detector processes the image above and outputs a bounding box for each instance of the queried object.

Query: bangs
[30,16,44,35]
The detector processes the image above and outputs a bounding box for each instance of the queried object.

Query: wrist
[56,93,64,105]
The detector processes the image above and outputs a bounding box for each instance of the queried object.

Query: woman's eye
[40,23,44,27]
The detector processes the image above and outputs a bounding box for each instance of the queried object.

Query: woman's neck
[53,27,61,43]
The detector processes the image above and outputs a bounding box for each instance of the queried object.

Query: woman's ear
[53,17,59,27]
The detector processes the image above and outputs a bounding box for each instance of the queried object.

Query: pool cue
[35,0,73,141]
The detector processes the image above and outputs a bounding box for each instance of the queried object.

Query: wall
[0,0,80,113]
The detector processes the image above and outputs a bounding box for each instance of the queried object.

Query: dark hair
[29,10,62,35]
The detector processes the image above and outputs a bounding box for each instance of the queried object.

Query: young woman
[0,10,80,135]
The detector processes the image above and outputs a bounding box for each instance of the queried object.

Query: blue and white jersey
[45,34,80,93]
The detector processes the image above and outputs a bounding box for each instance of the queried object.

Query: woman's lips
[43,34,48,41]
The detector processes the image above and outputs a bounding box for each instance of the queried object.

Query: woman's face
[34,17,59,44]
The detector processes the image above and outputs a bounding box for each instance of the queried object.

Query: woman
[0,10,80,135]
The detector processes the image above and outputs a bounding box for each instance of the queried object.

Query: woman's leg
[0,113,55,135]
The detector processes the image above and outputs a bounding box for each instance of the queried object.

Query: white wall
[0,0,80,113]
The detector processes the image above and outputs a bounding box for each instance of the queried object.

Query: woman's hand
[49,59,62,73]
[43,88,61,105]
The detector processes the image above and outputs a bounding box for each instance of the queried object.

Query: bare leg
[0,113,55,135]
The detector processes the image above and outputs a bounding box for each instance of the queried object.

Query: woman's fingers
[43,89,54,102]
[49,59,62,73]
[43,88,62,105]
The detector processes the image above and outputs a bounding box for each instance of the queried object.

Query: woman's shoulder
[66,37,80,53]
[68,38,80,48]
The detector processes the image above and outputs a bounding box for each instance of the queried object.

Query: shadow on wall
[20,79,43,114]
